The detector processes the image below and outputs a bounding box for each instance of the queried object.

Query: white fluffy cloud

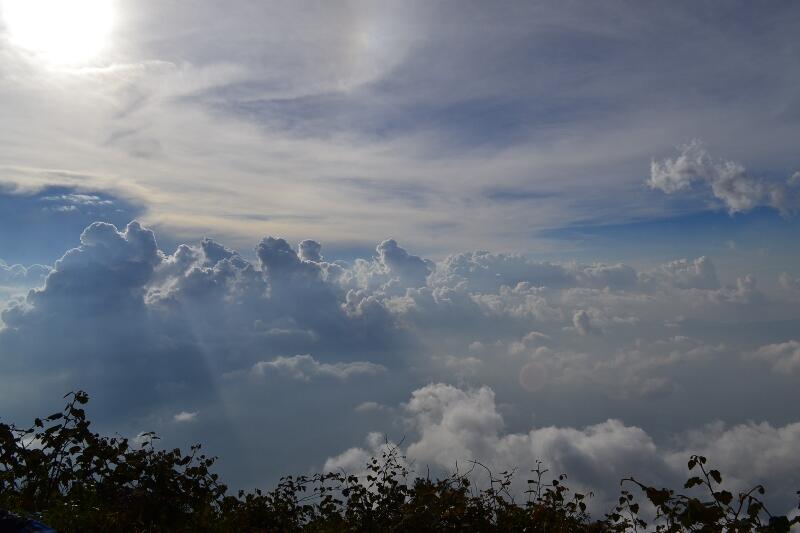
[173,411,198,423]
[649,141,800,215]
[670,420,800,506]
[327,383,800,512]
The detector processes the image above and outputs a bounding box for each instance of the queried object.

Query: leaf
[768,516,791,533]
[684,476,703,489]
[646,488,670,507]
[709,469,722,484]
[714,490,733,506]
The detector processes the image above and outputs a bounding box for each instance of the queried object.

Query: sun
[1,0,114,66]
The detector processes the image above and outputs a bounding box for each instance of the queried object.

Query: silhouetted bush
[1,391,797,531]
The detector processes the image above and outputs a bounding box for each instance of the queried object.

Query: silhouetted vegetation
[1,392,798,531]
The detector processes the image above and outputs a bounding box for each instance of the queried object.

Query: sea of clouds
[1,220,799,514]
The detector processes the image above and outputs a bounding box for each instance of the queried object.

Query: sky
[1,0,800,516]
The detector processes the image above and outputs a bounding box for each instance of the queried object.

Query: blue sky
[1,0,800,515]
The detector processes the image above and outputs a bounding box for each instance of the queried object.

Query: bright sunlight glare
[1,0,114,66]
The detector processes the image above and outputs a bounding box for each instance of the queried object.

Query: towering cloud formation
[30,221,160,314]
[1,221,798,507]
[2,221,161,355]
[376,238,433,288]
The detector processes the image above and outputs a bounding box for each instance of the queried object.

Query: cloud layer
[2,2,800,251]
[1,221,798,506]
[326,383,800,513]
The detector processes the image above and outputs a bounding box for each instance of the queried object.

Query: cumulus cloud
[431,251,575,292]
[256,237,319,282]
[250,354,386,381]
[324,432,399,475]
[327,383,800,511]
[748,341,800,375]
[641,256,719,290]
[298,240,323,263]
[1,222,785,405]
[173,411,198,423]
[711,275,764,305]
[671,419,800,506]
[508,331,550,355]
[430,252,638,292]
[1,220,799,498]
[649,141,800,215]
[377,239,433,287]
[572,309,599,336]
[2,221,159,328]
[0,260,50,288]
[339,239,433,295]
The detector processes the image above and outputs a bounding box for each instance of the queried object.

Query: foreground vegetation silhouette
[1,392,798,532]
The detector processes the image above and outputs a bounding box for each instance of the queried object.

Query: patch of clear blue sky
[538,208,800,284]
[0,185,143,265]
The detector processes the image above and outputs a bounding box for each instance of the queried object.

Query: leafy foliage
[1,392,798,532]
[606,455,800,533]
